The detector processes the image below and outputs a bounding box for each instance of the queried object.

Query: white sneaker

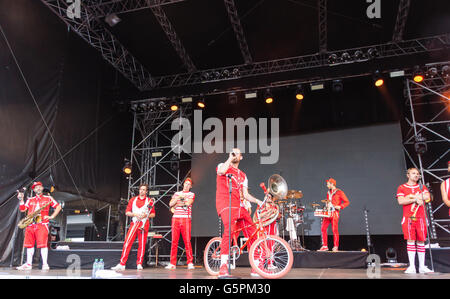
[42,264,50,271]
[419,266,433,274]
[187,263,195,270]
[165,264,176,270]
[111,264,125,271]
[404,266,416,274]
[16,263,32,271]
[137,264,143,270]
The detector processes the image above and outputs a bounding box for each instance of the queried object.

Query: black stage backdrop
[191,122,406,237]
[0,0,138,265]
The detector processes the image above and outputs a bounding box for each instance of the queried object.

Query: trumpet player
[166,178,195,270]
[318,178,349,252]
[112,184,155,271]
[16,182,61,271]
[396,168,433,274]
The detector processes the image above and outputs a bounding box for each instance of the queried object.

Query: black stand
[420,180,436,273]
[218,173,239,279]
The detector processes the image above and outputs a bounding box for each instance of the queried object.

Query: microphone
[16,187,26,193]
[226,174,233,178]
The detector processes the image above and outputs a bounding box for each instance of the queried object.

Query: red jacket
[327,189,350,210]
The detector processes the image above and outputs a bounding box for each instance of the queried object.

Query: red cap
[326,178,336,186]
[31,182,43,190]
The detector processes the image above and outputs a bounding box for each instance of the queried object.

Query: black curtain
[0,0,138,265]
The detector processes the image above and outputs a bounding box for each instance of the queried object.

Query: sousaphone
[253,174,288,226]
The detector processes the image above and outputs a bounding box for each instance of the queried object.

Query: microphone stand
[419,180,435,273]
[219,173,238,279]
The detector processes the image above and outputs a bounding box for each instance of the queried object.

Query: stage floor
[1,266,449,279]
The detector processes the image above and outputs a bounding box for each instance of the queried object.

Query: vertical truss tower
[127,98,193,262]
[402,62,450,239]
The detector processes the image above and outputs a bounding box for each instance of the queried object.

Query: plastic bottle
[92,259,98,278]
[99,259,104,271]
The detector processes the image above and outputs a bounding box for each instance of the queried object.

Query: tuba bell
[267,174,288,200]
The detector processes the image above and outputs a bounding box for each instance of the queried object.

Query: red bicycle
[204,180,293,279]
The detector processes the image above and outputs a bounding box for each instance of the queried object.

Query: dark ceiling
[105,0,449,78]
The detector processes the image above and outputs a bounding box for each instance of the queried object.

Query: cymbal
[321,200,329,203]
[285,190,303,199]
[311,203,321,207]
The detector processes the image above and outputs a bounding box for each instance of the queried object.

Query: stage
[1,266,449,279]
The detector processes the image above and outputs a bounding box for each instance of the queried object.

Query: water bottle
[92,259,98,278]
[99,259,104,271]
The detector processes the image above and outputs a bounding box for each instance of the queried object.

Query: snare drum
[313,209,332,218]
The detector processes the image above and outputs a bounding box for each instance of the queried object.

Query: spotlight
[385,248,398,264]
[442,65,450,78]
[341,52,351,62]
[170,104,179,111]
[295,85,304,100]
[148,101,156,112]
[354,50,365,61]
[244,91,258,99]
[373,71,384,87]
[413,66,424,83]
[197,99,206,108]
[328,53,338,64]
[122,160,132,175]
[332,80,343,92]
[367,47,379,59]
[158,101,166,110]
[227,92,238,104]
[264,89,273,104]
[414,134,427,155]
[105,13,121,27]
[426,67,438,78]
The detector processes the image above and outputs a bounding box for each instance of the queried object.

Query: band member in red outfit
[318,178,350,252]
[17,182,61,271]
[440,161,450,216]
[216,148,263,277]
[112,184,155,271]
[397,168,433,274]
[165,178,195,270]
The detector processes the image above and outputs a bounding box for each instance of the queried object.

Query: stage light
[413,66,424,83]
[385,248,398,263]
[264,89,273,104]
[170,104,179,111]
[158,101,166,110]
[197,99,205,108]
[332,80,343,92]
[105,14,121,27]
[414,134,427,155]
[426,67,437,78]
[354,50,365,61]
[341,52,351,62]
[328,53,338,64]
[310,82,324,91]
[227,92,238,104]
[181,97,193,103]
[122,160,132,175]
[389,70,405,78]
[295,85,304,100]
[373,71,384,87]
[367,47,379,59]
[442,65,449,78]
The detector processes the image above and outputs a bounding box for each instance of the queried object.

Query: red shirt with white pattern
[19,195,60,224]
[216,163,248,215]
[172,191,195,219]
[396,183,429,219]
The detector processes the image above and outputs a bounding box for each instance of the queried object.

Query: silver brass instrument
[256,174,288,227]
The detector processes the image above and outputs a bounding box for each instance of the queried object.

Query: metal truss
[318,0,327,53]
[402,62,450,239]
[150,5,197,72]
[148,33,450,90]
[85,0,186,18]
[40,0,155,91]
[392,0,411,42]
[126,98,192,259]
[223,0,253,64]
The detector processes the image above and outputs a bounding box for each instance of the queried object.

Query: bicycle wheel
[203,237,222,276]
[248,235,293,279]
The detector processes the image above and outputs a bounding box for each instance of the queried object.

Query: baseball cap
[31,182,43,190]
[326,178,336,186]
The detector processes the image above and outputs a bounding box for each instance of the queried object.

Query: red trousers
[321,212,340,247]
[220,207,256,255]
[119,221,149,266]
[24,223,49,248]
[170,217,193,265]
